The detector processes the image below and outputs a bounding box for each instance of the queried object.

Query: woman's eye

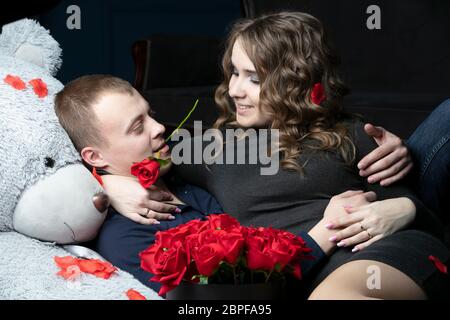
[231,69,239,76]
[250,76,260,84]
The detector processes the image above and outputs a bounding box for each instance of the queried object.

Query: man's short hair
[55,74,134,152]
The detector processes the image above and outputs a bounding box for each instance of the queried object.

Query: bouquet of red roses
[139,214,312,296]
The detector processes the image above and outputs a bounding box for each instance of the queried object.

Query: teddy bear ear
[0,18,62,76]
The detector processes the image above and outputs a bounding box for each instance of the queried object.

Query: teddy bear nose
[93,192,110,213]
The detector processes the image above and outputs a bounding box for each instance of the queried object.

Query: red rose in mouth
[131,159,160,189]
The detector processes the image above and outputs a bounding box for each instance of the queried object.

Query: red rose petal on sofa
[57,265,82,280]
[4,74,26,90]
[429,255,448,274]
[78,259,117,279]
[29,78,48,98]
[126,289,147,300]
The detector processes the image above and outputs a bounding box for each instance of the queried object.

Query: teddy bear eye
[44,157,55,168]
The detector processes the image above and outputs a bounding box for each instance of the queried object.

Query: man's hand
[358,123,413,186]
[102,175,180,225]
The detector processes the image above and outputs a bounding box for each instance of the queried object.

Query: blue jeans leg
[406,99,450,222]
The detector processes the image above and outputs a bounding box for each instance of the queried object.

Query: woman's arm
[101,175,179,225]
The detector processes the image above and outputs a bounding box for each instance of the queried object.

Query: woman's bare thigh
[308,260,427,300]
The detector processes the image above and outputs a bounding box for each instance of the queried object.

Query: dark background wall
[38,0,241,84]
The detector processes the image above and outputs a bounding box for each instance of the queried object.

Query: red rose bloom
[131,159,160,188]
[191,242,226,276]
[176,219,207,235]
[189,228,244,269]
[138,214,311,294]
[140,240,189,296]
[206,214,241,232]
[245,229,277,271]
[218,232,245,265]
[311,83,326,105]
[245,227,311,278]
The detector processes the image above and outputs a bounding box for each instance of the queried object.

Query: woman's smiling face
[228,38,271,128]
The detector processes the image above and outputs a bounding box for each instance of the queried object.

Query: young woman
[103,12,449,299]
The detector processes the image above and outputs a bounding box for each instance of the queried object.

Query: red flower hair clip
[310,83,326,105]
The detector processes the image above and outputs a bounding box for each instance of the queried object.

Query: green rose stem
[265,269,274,284]
[152,99,199,162]
[165,99,200,143]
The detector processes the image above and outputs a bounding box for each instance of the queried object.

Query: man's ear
[81,147,108,168]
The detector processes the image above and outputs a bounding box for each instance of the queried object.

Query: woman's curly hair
[214,11,356,173]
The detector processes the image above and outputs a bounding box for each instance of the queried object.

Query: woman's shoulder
[339,114,378,160]
[338,114,366,138]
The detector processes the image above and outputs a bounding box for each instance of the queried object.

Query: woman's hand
[102,175,180,225]
[326,197,416,253]
[309,190,377,256]
[358,124,413,186]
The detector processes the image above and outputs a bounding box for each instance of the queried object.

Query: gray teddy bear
[0,19,161,300]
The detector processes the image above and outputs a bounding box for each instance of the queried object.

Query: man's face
[91,89,170,176]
